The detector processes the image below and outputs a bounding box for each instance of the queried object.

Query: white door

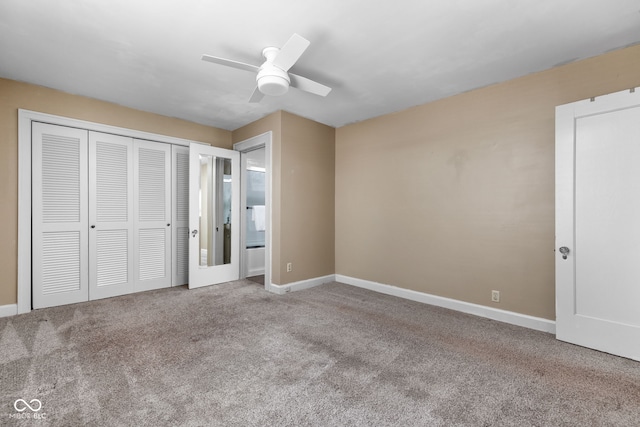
[32,123,89,308]
[189,143,240,288]
[556,89,640,361]
[134,139,172,292]
[89,131,135,300]
[172,145,190,286]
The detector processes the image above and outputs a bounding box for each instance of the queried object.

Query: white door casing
[32,123,89,308]
[556,88,640,361]
[189,143,240,288]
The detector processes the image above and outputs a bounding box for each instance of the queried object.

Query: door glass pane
[199,155,232,267]
[246,170,266,248]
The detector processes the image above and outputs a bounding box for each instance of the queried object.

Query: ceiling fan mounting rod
[262,47,280,62]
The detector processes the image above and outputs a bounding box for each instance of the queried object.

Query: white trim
[19,109,193,146]
[18,111,32,314]
[268,274,336,295]
[233,131,272,152]
[233,132,272,294]
[18,109,202,314]
[0,304,18,318]
[246,246,266,277]
[248,267,266,277]
[336,275,556,334]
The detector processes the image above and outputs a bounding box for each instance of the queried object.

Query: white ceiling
[1,1,639,131]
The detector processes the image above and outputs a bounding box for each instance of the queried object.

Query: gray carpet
[1,281,639,426]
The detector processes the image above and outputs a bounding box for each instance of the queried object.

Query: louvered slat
[176,152,189,222]
[42,232,81,294]
[139,228,166,280]
[33,123,89,308]
[96,142,129,222]
[177,226,189,277]
[135,141,171,290]
[42,134,81,223]
[96,229,129,287]
[172,146,189,287]
[138,147,166,222]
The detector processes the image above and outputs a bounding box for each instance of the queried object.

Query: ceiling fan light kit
[202,33,331,103]
[256,64,290,96]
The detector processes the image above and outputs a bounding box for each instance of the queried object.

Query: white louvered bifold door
[32,123,89,308]
[89,132,135,300]
[172,145,189,286]
[134,140,172,291]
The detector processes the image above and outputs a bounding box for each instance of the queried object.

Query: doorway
[234,132,272,291]
[244,147,266,282]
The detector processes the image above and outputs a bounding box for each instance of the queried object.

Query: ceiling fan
[202,33,332,103]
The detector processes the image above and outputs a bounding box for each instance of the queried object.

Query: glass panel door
[189,143,239,288]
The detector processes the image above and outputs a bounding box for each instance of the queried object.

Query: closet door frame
[18,110,193,315]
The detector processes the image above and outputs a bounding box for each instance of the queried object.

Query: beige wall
[336,44,640,320]
[0,78,231,306]
[280,112,335,282]
[233,111,335,285]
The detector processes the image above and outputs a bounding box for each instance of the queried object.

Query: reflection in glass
[199,155,232,267]
[246,170,266,248]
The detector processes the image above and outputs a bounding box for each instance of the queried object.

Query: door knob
[192,229,198,237]
[559,246,570,260]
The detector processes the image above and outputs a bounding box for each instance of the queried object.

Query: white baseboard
[268,274,336,295]
[0,304,18,318]
[335,275,556,334]
[248,268,265,277]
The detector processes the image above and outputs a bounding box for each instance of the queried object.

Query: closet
[32,122,189,308]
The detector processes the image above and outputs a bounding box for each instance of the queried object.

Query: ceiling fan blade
[289,73,332,97]
[272,34,310,71]
[248,86,265,103]
[201,54,259,73]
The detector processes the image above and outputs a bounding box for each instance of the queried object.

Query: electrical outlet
[491,290,500,303]
[286,262,293,272]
